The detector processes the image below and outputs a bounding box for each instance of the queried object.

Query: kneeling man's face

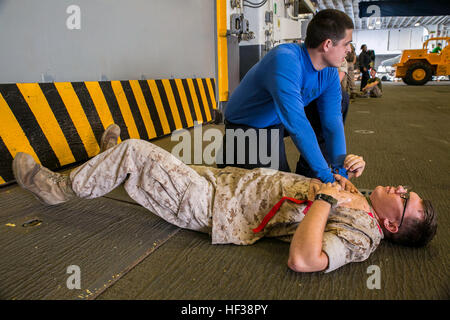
[324,29,353,67]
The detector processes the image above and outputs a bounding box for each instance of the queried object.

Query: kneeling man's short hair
[305,9,354,49]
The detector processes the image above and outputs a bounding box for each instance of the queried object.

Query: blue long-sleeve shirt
[225,43,347,183]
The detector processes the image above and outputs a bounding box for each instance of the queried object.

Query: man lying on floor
[12,125,437,273]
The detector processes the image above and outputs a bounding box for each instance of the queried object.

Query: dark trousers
[218,94,349,178]
[216,121,291,172]
[360,68,370,91]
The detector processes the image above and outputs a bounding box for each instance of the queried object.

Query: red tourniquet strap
[367,212,383,235]
[252,197,383,235]
[252,197,313,233]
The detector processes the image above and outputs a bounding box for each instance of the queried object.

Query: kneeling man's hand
[344,154,366,179]
[333,174,358,194]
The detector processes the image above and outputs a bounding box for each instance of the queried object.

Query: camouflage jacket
[191,166,384,272]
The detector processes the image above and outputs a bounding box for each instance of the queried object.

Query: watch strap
[315,193,338,208]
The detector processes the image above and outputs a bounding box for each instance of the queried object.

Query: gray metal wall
[0,0,216,83]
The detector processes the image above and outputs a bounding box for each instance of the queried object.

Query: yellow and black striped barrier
[0,78,216,185]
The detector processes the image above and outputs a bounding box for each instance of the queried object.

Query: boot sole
[12,153,49,205]
[100,124,120,153]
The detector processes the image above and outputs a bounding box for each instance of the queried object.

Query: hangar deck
[1,82,449,300]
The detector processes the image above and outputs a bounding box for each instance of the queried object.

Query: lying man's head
[370,186,437,247]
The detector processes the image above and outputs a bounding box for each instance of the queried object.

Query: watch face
[316,193,337,206]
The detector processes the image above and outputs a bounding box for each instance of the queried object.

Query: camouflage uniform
[366,84,383,97]
[70,139,383,273]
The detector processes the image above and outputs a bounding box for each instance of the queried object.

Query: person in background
[431,43,442,53]
[345,43,358,99]
[338,59,350,123]
[368,49,376,69]
[359,68,382,98]
[358,44,371,91]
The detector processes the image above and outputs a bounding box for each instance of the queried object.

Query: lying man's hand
[333,174,358,194]
[344,154,366,179]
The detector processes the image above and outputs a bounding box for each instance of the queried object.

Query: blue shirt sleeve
[316,70,348,178]
[264,52,336,182]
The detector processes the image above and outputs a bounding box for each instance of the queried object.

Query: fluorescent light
[415,22,420,26]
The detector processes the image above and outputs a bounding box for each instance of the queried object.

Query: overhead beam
[410,16,423,28]
[384,16,392,29]
[422,16,435,25]
[428,16,440,24]
[316,0,327,10]
[401,16,415,28]
[352,0,361,29]
[343,0,355,28]
[324,0,335,10]
[430,16,444,25]
[435,16,448,25]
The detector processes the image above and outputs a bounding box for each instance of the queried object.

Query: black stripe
[98,82,130,141]
[155,80,176,132]
[181,79,199,124]
[120,81,149,141]
[71,82,104,145]
[202,78,214,111]
[0,84,60,168]
[192,79,208,122]
[0,136,14,182]
[138,80,164,137]
[39,83,88,162]
[209,78,216,97]
[168,79,188,128]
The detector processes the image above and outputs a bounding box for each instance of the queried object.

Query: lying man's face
[370,186,424,233]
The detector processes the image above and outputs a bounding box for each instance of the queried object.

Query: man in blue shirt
[218,9,363,183]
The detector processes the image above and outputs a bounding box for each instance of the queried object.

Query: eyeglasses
[398,186,411,229]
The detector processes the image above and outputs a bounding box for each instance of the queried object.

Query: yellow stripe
[54,82,100,157]
[186,79,204,124]
[147,80,171,135]
[162,79,183,130]
[196,79,212,122]
[174,79,194,127]
[217,0,229,101]
[0,93,40,163]
[206,78,217,109]
[129,80,157,139]
[111,81,140,139]
[84,81,121,143]
[17,83,75,166]
[0,176,5,184]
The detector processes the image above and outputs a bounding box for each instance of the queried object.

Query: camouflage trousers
[366,85,382,97]
[69,139,214,233]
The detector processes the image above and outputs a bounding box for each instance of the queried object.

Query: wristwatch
[315,193,338,208]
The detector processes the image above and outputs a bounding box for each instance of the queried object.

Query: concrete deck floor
[2,82,449,300]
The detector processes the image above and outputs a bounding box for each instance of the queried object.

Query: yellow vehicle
[394,37,449,85]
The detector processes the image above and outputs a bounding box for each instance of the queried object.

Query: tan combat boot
[12,153,76,205]
[100,124,121,153]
